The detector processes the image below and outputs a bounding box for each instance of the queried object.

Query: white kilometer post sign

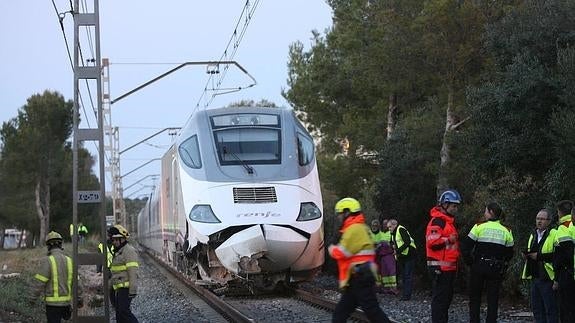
[77,190,101,203]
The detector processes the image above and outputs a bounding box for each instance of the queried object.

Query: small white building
[3,229,26,249]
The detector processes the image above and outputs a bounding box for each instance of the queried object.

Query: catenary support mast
[72,0,109,321]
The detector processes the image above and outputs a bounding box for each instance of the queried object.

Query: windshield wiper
[223,146,254,174]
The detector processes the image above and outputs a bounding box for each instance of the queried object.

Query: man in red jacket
[426,190,462,323]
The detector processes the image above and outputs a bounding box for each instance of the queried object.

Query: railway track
[143,249,400,322]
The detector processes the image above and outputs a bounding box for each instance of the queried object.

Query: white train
[137,106,324,290]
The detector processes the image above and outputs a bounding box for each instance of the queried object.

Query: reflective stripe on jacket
[522,228,556,280]
[98,243,114,268]
[110,243,139,294]
[393,225,416,257]
[33,248,73,306]
[426,206,460,272]
[468,220,514,247]
[328,213,377,289]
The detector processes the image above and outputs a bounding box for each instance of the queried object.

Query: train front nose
[214,224,308,274]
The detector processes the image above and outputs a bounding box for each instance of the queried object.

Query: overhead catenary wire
[193,0,262,112]
[80,0,96,60]
[50,0,111,166]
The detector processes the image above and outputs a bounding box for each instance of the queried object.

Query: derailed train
[137,106,324,290]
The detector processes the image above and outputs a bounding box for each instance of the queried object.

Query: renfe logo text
[236,211,281,218]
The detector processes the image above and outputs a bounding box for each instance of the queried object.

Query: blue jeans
[531,278,558,323]
[398,256,414,299]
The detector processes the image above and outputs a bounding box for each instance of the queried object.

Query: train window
[178,135,202,169]
[297,133,314,166]
[215,128,281,165]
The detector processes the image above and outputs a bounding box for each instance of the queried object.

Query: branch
[451,116,471,131]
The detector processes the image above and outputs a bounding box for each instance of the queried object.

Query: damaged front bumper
[214,224,308,274]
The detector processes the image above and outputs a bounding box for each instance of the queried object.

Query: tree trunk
[437,85,456,195]
[35,180,50,242]
[386,92,398,140]
[17,230,23,248]
[0,227,4,250]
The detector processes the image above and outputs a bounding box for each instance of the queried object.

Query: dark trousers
[111,288,139,323]
[398,256,414,299]
[333,269,391,323]
[531,278,558,323]
[468,262,504,323]
[46,305,71,323]
[430,269,455,323]
[557,274,575,323]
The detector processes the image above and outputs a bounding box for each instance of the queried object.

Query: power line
[194,0,262,111]
[50,0,111,166]
[50,1,94,128]
[81,0,96,59]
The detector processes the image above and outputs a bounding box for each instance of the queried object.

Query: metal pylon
[103,58,126,228]
[72,0,109,321]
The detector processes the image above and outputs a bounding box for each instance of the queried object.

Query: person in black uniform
[554,200,575,323]
[461,202,514,323]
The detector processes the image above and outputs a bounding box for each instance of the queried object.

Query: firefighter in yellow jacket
[109,224,139,323]
[33,231,73,323]
[328,197,391,323]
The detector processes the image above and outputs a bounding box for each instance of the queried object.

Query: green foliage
[286,0,575,301]
[463,0,575,198]
[373,127,437,244]
[0,275,44,322]
[0,90,99,238]
[124,197,148,227]
[0,248,46,322]
[317,154,376,198]
[226,99,278,108]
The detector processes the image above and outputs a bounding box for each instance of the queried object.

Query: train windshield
[211,113,281,165]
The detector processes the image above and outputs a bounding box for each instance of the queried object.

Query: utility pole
[72,0,109,321]
[103,58,126,227]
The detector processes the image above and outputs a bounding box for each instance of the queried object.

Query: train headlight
[296,202,322,221]
[189,205,221,223]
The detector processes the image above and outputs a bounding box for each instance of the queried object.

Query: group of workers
[32,190,574,323]
[33,224,140,323]
[329,190,574,323]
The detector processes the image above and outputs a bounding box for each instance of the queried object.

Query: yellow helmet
[45,231,63,244]
[111,224,129,238]
[334,197,362,214]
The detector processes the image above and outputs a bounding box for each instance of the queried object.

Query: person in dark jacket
[461,202,514,323]
[553,200,574,323]
[521,208,558,323]
[387,219,416,301]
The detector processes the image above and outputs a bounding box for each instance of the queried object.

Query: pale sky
[0,1,332,197]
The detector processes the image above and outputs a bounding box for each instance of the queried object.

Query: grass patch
[0,243,103,321]
[0,247,46,322]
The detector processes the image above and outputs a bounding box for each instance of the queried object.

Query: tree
[464,0,575,196]
[461,0,575,294]
[412,0,506,194]
[226,99,278,108]
[0,91,73,241]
